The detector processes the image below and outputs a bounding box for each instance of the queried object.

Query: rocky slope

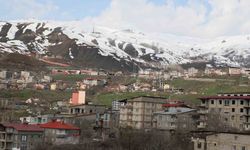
[1,20,250,71]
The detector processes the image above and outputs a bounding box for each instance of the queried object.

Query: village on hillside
[1,65,250,150]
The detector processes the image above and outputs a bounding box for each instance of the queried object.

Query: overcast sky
[0,0,249,38]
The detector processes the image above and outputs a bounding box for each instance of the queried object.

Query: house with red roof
[39,120,80,145]
[0,123,44,150]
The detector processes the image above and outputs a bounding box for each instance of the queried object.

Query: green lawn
[95,92,169,106]
[51,74,86,82]
[0,89,72,102]
[95,77,250,107]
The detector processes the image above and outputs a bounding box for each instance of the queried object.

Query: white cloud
[1,0,59,20]
[82,0,250,38]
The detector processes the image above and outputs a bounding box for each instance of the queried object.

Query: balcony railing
[198,110,209,114]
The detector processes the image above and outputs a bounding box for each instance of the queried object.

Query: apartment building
[119,96,168,129]
[198,92,250,131]
[39,120,80,145]
[153,103,197,131]
[0,123,44,150]
[192,132,250,150]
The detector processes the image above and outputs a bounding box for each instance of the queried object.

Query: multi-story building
[228,67,241,76]
[39,120,80,145]
[192,132,250,150]
[153,103,197,131]
[96,109,120,129]
[198,92,250,131]
[112,99,127,111]
[69,104,106,115]
[69,90,86,105]
[119,96,168,129]
[187,67,199,77]
[0,123,44,150]
[20,114,56,125]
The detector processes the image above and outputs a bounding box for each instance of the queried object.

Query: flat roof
[128,96,168,103]
[199,96,250,100]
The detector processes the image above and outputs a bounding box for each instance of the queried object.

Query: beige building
[198,93,250,131]
[192,132,250,150]
[228,67,241,76]
[119,96,168,129]
[153,105,197,131]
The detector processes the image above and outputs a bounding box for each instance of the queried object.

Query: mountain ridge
[1,20,250,71]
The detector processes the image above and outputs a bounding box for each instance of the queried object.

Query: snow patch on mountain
[0,20,250,68]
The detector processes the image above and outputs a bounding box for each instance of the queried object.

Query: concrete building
[20,115,56,125]
[187,67,199,77]
[153,103,197,131]
[96,109,120,129]
[228,67,241,76]
[112,99,127,111]
[69,90,86,105]
[198,93,250,131]
[192,132,250,150]
[119,96,168,129]
[0,123,44,150]
[0,71,12,79]
[83,78,106,87]
[40,120,80,145]
[69,104,106,115]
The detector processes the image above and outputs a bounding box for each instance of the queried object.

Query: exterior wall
[20,115,54,124]
[119,97,166,129]
[69,105,106,115]
[200,98,250,130]
[78,91,86,104]
[193,133,250,150]
[229,68,241,75]
[43,129,79,145]
[0,126,43,150]
[71,91,86,105]
[71,92,79,105]
[153,112,197,131]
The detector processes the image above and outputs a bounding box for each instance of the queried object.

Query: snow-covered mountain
[1,20,250,71]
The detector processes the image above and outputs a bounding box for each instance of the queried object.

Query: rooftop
[128,96,168,103]
[40,120,80,130]
[154,107,196,115]
[2,123,44,132]
[199,96,250,100]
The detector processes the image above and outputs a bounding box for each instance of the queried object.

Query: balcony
[198,110,208,114]
[197,124,206,129]
[244,114,250,117]
[243,121,250,124]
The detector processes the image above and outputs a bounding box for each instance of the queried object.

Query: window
[232,100,235,105]
[241,100,244,105]
[197,142,202,148]
[232,145,236,150]
[231,116,235,120]
[232,108,235,112]
[211,100,214,104]
[219,100,222,105]
[21,135,27,142]
[240,108,244,113]
[225,100,230,106]
[242,146,246,150]
[234,136,238,140]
